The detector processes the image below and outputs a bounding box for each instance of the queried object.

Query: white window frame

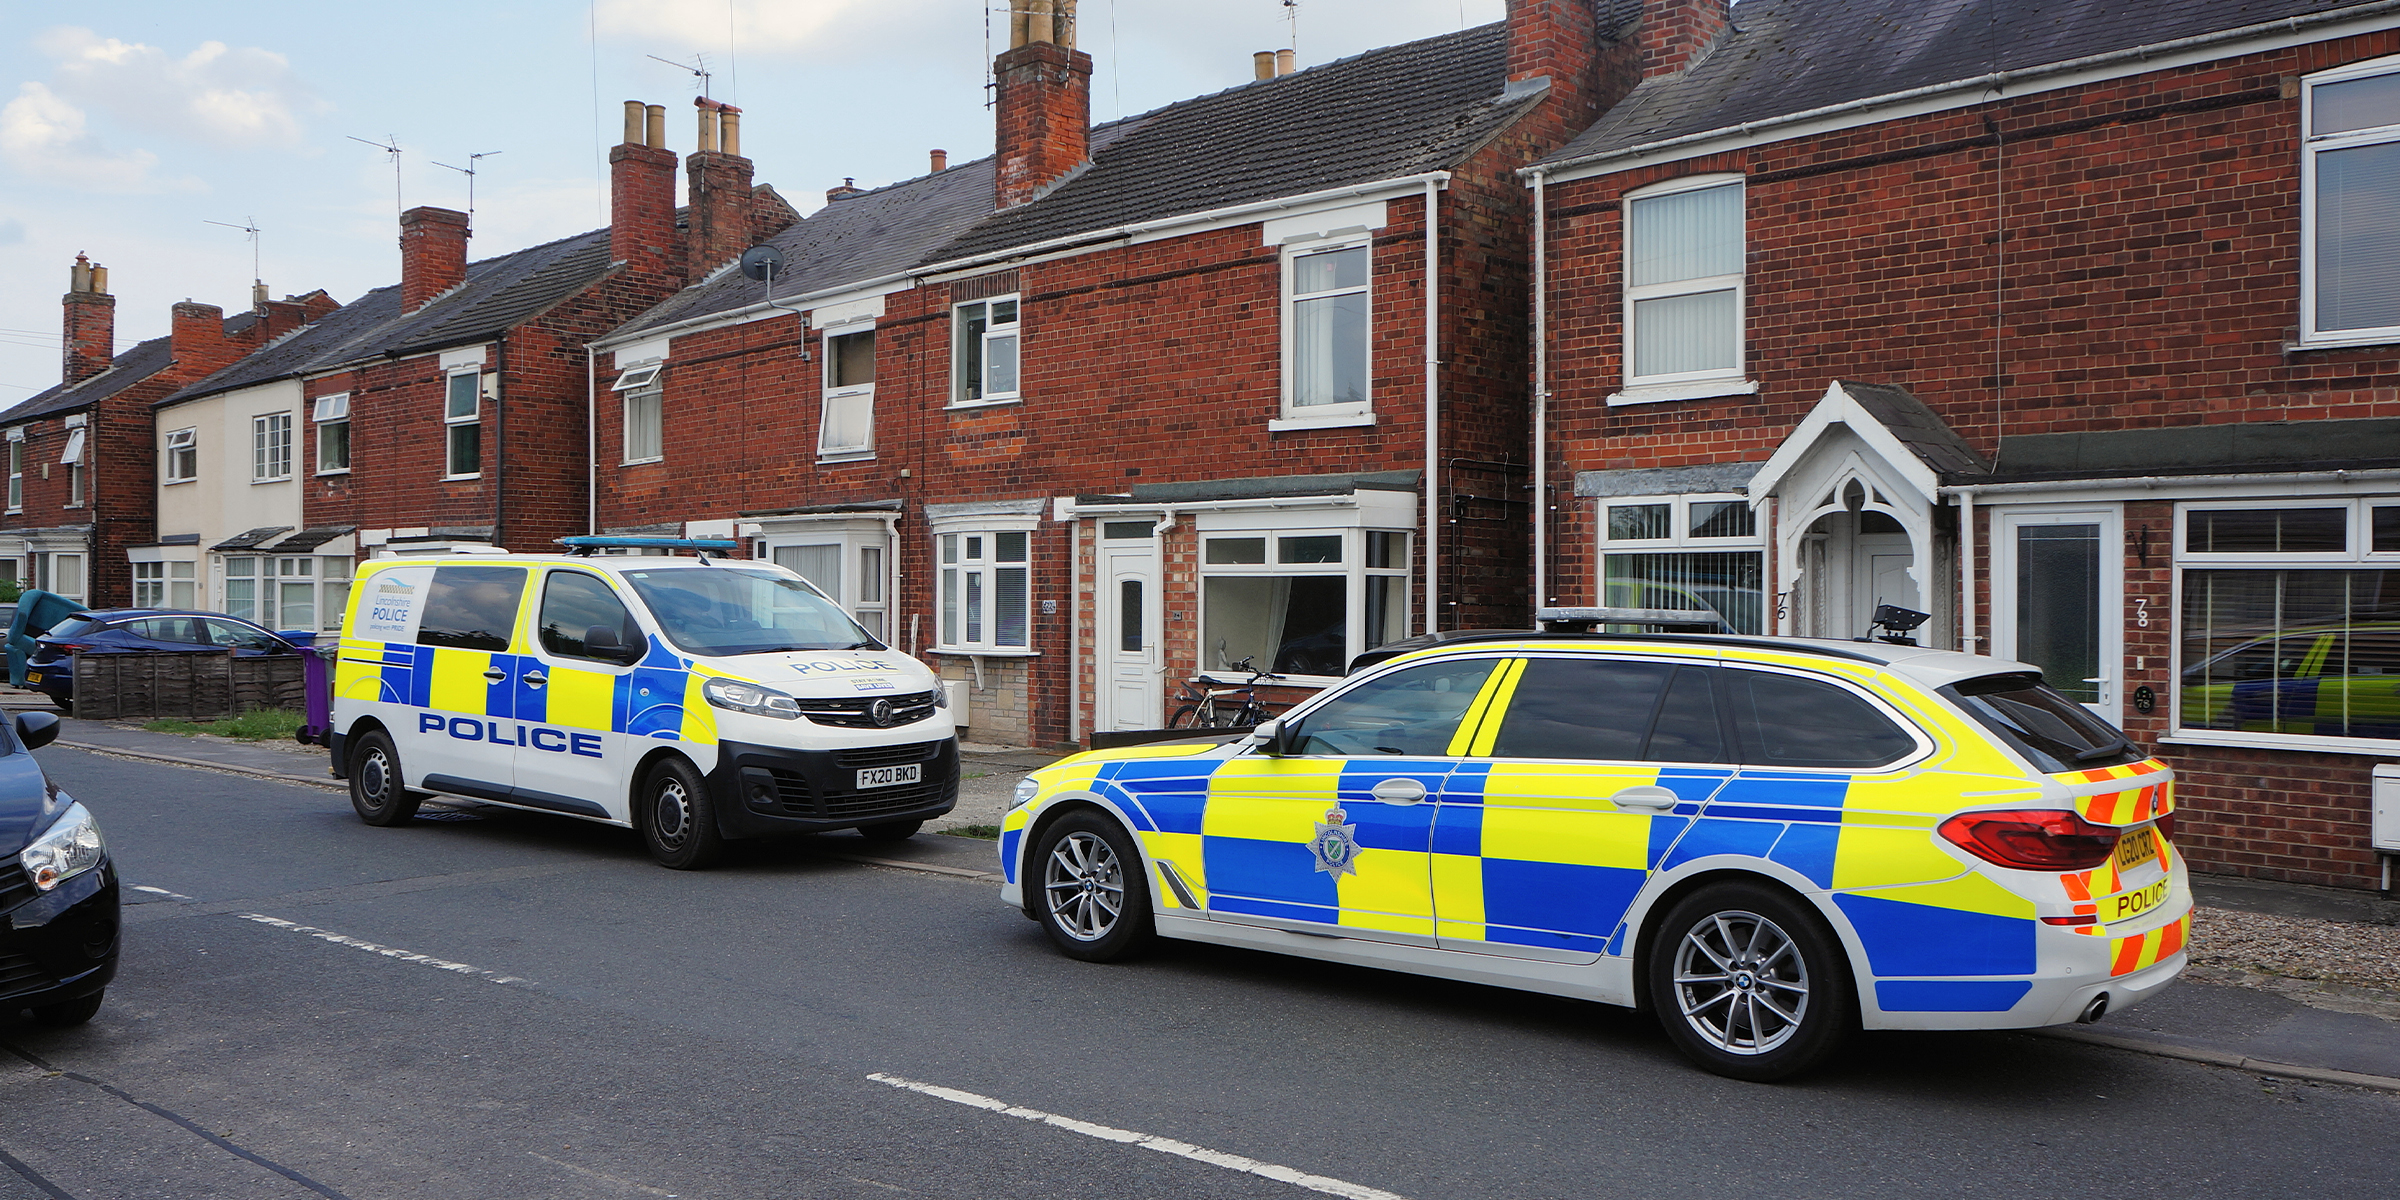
[251,412,292,483]
[931,518,1037,655]
[1592,491,1768,634]
[757,522,896,644]
[444,369,482,479]
[1195,526,1413,684]
[41,552,84,604]
[5,429,20,513]
[312,393,350,476]
[819,321,877,461]
[164,426,198,483]
[1278,235,1374,424]
[132,560,165,608]
[950,295,1022,408]
[1613,174,1758,406]
[614,363,664,465]
[2168,494,2400,755]
[2298,54,2400,348]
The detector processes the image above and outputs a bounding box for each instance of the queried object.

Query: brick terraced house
[586,1,1633,747]
[1526,0,2400,889]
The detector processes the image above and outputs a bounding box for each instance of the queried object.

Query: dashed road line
[130,885,194,901]
[866,1073,1409,1200]
[235,914,533,987]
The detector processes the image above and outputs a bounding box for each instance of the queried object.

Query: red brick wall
[993,41,1092,210]
[399,208,472,313]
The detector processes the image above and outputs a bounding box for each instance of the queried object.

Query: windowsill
[165,477,197,486]
[2289,332,2400,352]
[816,450,875,464]
[1607,379,1760,407]
[620,457,664,467]
[2158,730,2400,757]
[443,473,484,482]
[1200,670,1332,688]
[946,399,1023,412]
[315,468,351,477]
[1268,411,1376,432]
[251,477,293,486]
[929,647,1040,658]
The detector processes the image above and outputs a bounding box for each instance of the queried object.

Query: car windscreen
[1939,672,2144,774]
[46,615,105,638]
[621,567,881,657]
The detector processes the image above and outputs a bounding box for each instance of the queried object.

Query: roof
[1992,417,2400,481]
[212,526,293,551]
[157,286,404,408]
[1837,380,1989,479]
[1541,0,2374,167]
[0,336,174,425]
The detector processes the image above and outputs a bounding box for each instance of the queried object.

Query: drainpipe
[1958,486,1979,654]
[584,344,598,535]
[1422,177,1441,635]
[1153,508,1177,687]
[493,333,508,547]
[1530,168,1549,624]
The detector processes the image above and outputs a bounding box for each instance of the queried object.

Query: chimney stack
[1507,0,1635,151]
[1639,0,1730,77]
[611,100,681,283]
[398,207,471,313]
[993,0,1092,209]
[686,98,756,278]
[61,253,115,385]
[826,178,865,204]
[168,300,242,382]
[930,149,949,173]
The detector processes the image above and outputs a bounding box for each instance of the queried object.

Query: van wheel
[857,819,921,842]
[1032,812,1153,962]
[347,730,422,826]
[1647,882,1853,1082]
[641,758,724,870]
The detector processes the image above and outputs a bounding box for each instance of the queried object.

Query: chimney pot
[1276,48,1295,75]
[720,109,741,156]
[1028,0,1054,46]
[1254,51,1275,80]
[930,149,949,173]
[622,100,644,146]
[695,101,718,153]
[645,104,667,149]
[252,281,269,311]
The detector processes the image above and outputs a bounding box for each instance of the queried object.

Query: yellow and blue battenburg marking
[336,630,717,745]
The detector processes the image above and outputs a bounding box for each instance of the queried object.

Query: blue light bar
[556,536,742,557]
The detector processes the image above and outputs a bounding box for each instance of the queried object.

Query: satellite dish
[739,244,786,283]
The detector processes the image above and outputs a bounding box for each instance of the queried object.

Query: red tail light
[2156,812,2175,841]
[1938,809,2121,871]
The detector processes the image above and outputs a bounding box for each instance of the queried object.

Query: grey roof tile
[0,336,174,424]
[1836,380,1989,478]
[157,286,405,408]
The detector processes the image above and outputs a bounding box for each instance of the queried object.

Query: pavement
[8,686,2396,1094]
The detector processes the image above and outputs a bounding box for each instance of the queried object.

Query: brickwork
[684,148,755,280]
[60,258,113,386]
[1638,0,1729,76]
[398,208,471,313]
[993,41,1092,210]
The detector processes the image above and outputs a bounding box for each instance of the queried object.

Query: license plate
[22,672,38,684]
[857,764,921,790]
[2113,825,2159,872]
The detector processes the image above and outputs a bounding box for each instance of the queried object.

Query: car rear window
[46,616,104,638]
[1720,668,1920,769]
[1941,673,2144,773]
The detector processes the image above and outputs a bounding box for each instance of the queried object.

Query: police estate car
[999,633,2186,1080]
[329,538,957,868]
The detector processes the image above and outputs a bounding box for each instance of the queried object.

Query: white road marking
[235,914,533,986]
[131,885,194,900]
[866,1073,1410,1200]
[525,1151,679,1196]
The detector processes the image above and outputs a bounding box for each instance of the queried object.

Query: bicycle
[1169,656,1281,729]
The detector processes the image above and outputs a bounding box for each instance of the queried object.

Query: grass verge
[941,824,1004,840]
[142,709,305,742]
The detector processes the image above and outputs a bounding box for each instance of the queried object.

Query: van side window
[416,566,528,652]
[1722,669,1917,768]
[1291,659,1498,756]
[540,571,639,661]
[1487,658,1674,761]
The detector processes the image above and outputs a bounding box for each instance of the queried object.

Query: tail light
[2156,812,2176,841]
[1938,809,2121,871]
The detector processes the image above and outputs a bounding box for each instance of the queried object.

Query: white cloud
[35,27,312,150]
[596,0,856,55]
[0,82,189,193]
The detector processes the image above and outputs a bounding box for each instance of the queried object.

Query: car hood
[0,751,66,858]
[710,653,936,698]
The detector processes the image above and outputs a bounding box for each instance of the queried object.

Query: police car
[328,538,957,868]
[998,633,2186,1080]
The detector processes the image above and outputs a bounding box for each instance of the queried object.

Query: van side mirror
[584,624,642,664]
[16,712,58,751]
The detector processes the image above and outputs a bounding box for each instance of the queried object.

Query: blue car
[0,711,116,1024]
[24,609,297,712]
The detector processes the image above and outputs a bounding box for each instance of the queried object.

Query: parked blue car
[24,609,297,712]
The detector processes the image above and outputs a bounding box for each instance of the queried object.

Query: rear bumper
[0,861,120,1011]
[705,736,959,839]
[1860,888,2193,1031]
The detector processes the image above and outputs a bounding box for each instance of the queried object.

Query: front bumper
[0,859,120,1011]
[705,736,960,839]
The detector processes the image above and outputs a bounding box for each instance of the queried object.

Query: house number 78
[2132,597,2149,629]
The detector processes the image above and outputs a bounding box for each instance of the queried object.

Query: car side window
[1290,659,1500,756]
[416,566,529,653]
[1721,668,1918,769]
[202,619,283,652]
[1645,665,1727,763]
[1487,658,1676,761]
[141,618,204,645]
[539,571,640,662]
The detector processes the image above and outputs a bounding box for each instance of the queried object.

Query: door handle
[1609,785,1681,811]
[523,671,548,688]
[1368,778,1427,804]
[481,668,507,683]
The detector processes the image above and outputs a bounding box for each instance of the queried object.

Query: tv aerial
[346,134,405,216]
[648,52,714,101]
[204,216,263,288]
[433,150,504,216]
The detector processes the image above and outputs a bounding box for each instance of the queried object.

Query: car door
[406,564,533,802]
[1200,656,1503,942]
[1431,653,1734,961]
[516,568,645,821]
[201,618,291,656]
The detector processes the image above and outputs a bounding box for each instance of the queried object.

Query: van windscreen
[1940,672,2144,774]
[624,568,880,657]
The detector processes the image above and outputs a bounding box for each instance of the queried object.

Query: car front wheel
[347,730,423,826]
[1032,812,1153,962]
[640,758,725,870]
[1647,882,1853,1082]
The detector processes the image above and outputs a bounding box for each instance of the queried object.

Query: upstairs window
[165,427,198,483]
[251,413,291,482]
[61,423,86,505]
[444,370,481,478]
[5,430,19,512]
[312,393,350,474]
[1621,176,1746,399]
[1283,240,1371,419]
[2302,56,2400,346]
[821,328,875,458]
[952,297,1020,406]
[615,364,663,464]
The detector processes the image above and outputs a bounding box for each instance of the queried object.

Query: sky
[0,0,1510,407]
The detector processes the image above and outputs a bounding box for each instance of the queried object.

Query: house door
[1995,509,2122,722]
[1849,529,1917,638]
[1096,533,1161,731]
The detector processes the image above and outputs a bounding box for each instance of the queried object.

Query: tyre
[640,757,725,870]
[1168,705,1201,730]
[1032,811,1154,962]
[31,990,102,1027]
[1646,882,1853,1082]
[347,730,423,826]
[857,819,922,842]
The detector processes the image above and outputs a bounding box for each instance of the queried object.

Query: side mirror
[584,623,643,664]
[16,712,59,751]
[1244,718,1294,756]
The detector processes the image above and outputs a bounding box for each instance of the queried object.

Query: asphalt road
[0,747,2392,1200]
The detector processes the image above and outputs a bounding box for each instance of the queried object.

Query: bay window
[2301,56,2400,346]
[1596,493,1765,633]
[938,529,1030,652]
[1199,528,1409,679]
[764,527,892,643]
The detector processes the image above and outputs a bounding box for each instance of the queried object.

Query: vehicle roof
[53,608,269,624]
[1374,632,2038,691]
[360,554,772,573]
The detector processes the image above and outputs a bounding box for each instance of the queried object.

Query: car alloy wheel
[1671,909,1809,1056]
[1031,812,1154,962]
[1646,882,1852,1081]
[1044,830,1125,943]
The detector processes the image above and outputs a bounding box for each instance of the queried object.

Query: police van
[327,538,957,868]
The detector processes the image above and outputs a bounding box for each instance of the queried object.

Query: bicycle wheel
[1168,704,1202,729]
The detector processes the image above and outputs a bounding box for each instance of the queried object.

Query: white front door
[1095,539,1162,731]
[1839,530,1918,640]
[1994,508,2123,721]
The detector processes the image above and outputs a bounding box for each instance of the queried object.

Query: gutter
[1519,0,2400,179]
[1935,467,2400,498]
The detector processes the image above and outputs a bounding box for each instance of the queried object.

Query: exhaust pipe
[2078,993,2111,1024]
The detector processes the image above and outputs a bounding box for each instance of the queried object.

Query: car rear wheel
[1647,882,1853,1082]
[347,730,423,826]
[857,819,922,842]
[640,757,725,870]
[1032,812,1153,962]
[31,989,103,1026]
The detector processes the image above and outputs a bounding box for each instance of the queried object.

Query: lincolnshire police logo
[1310,808,1360,877]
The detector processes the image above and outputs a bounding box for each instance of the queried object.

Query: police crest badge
[1310,808,1361,877]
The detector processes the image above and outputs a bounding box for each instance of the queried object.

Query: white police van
[327,537,957,868]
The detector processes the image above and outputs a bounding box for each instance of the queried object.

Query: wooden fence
[71,651,306,721]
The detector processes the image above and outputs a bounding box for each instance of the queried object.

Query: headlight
[933,685,949,709]
[21,801,104,892]
[701,676,801,720]
[1012,777,1040,808]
